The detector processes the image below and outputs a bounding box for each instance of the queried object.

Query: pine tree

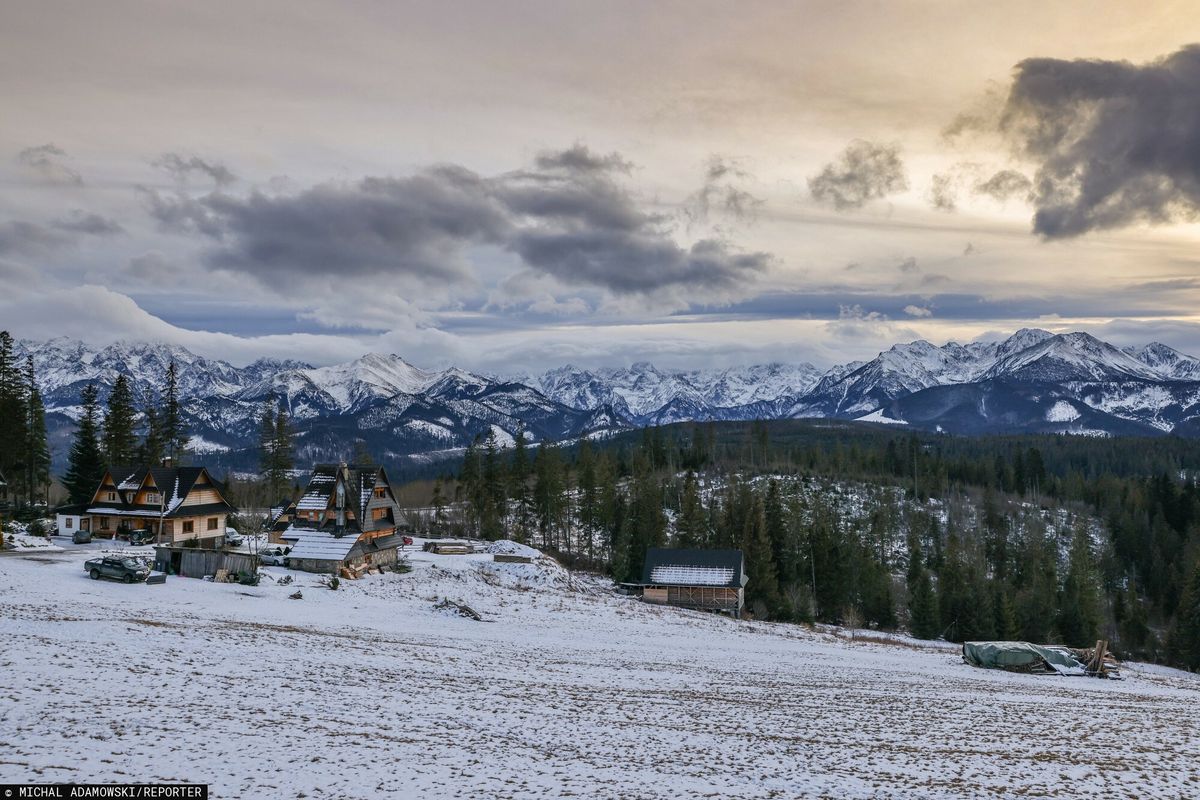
[906,529,940,639]
[138,387,164,466]
[22,356,49,506]
[65,383,105,504]
[259,398,293,501]
[1172,559,1200,670]
[576,440,599,560]
[674,470,707,548]
[479,431,505,541]
[533,442,565,550]
[0,332,27,497]
[102,373,137,465]
[1059,522,1103,647]
[161,360,187,462]
[741,492,781,615]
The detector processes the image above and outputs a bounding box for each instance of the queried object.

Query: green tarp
[962,641,1088,675]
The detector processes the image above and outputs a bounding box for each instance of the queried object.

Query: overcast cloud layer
[4,2,1200,371]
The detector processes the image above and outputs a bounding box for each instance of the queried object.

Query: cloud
[896,257,919,274]
[808,140,908,211]
[51,211,124,236]
[16,143,82,185]
[533,143,632,175]
[0,221,72,256]
[928,172,958,212]
[153,152,237,186]
[973,169,1033,203]
[999,44,1200,238]
[683,156,764,227]
[146,145,771,302]
[903,304,932,317]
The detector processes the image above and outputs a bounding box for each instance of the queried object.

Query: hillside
[2,544,1198,798]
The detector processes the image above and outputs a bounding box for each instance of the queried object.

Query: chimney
[162,456,173,469]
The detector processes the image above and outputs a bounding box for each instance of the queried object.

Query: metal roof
[641,548,747,589]
[285,528,363,561]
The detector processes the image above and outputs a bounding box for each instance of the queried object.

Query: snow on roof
[286,529,362,561]
[649,565,735,586]
[296,492,329,511]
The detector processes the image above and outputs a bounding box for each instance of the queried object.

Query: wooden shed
[154,545,257,579]
[639,548,748,618]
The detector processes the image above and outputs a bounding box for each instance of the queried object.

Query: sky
[4,0,1200,373]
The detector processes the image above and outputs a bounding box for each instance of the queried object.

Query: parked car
[85,556,150,583]
[128,528,157,545]
[258,552,285,566]
[224,527,244,547]
[72,529,93,544]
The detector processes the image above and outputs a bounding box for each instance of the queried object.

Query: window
[182,521,194,534]
[106,492,117,502]
[374,487,387,498]
[65,518,74,529]
[99,517,110,530]
[207,517,218,531]
[372,507,388,520]
[146,492,161,504]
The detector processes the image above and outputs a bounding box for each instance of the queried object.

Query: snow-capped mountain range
[18,328,1200,472]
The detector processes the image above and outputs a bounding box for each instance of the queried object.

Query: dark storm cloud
[973,169,1033,203]
[16,143,82,185]
[145,145,770,297]
[1000,44,1200,238]
[808,140,908,211]
[199,166,507,283]
[683,156,764,227]
[51,210,124,236]
[153,152,237,186]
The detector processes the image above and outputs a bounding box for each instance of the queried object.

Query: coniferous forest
[440,419,1200,671]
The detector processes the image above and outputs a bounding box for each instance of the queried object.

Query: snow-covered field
[2,544,1199,799]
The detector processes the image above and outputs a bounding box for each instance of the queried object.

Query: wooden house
[281,463,404,574]
[85,464,238,546]
[639,548,748,618]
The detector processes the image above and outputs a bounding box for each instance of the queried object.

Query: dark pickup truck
[85,556,150,584]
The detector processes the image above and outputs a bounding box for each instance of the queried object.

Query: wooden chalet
[85,463,238,546]
[639,548,748,618]
[281,463,405,574]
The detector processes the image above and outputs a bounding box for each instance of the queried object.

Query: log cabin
[639,548,748,618]
[281,463,405,574]
[85,463,238,546]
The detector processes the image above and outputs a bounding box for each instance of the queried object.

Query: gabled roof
[641,548,747,589]
[88,464,237,517]
[293,463,394,533]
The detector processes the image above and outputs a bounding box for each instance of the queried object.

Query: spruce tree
[102,373,137,465]
[0,332,27,496]
[906,529,940,638]
[65,383,105,504]
[138,387,164,466]
[162,360,187,462]
[1170,559,1200,670]
[259,398,293,501]
[675,470,708,548]
[1059,523,1103,647]
[22,356,49,506]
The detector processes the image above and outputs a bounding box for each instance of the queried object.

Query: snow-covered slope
[3,545,1197,798]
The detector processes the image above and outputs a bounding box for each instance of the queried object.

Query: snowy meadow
[2,544,1198,799]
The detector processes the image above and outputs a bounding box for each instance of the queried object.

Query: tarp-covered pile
[962,641,1088,675]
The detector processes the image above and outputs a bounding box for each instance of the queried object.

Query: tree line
[447,421,1200,671]
[61,355,189,505]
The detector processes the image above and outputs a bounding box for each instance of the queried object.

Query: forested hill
[435,420,1200,671]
